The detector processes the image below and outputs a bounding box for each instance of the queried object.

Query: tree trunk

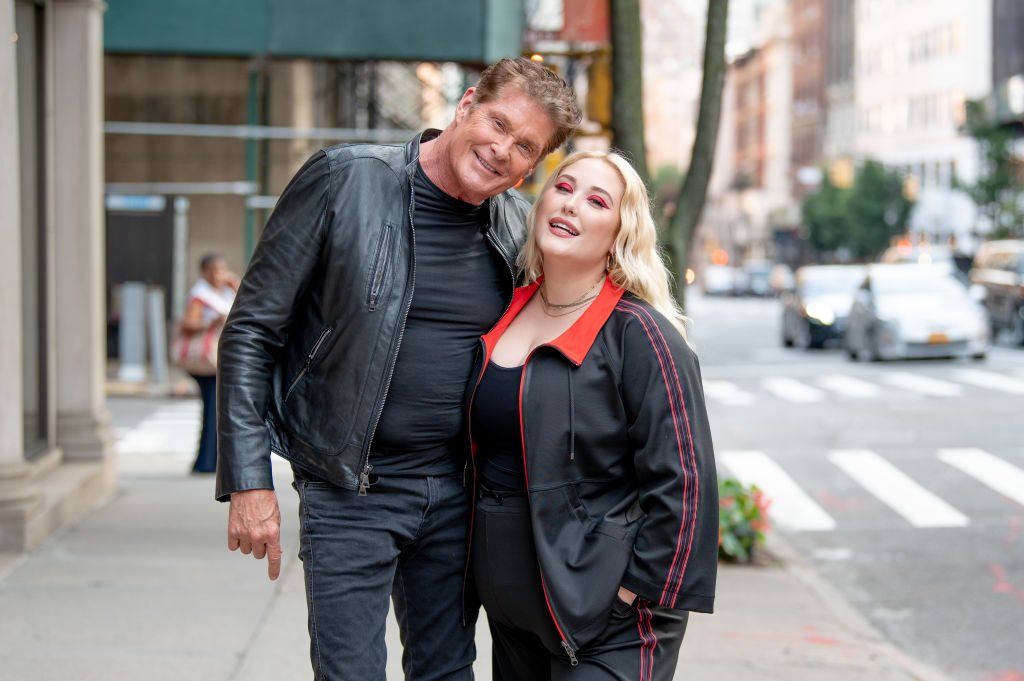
[610,0,651,189]
[668,0,730,305]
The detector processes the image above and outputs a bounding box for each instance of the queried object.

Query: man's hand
[617,585,637,605]
[228,489,282,581]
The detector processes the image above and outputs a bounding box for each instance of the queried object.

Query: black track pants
[473,494,689,681]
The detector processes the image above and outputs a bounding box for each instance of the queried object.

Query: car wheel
[971,352,987,361]
[869,328,883,362]
[795,322,811,350]
[1013,309,1024,346]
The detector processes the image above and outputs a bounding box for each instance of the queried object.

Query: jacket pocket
[284,326,333,403]
[366,223,394,311]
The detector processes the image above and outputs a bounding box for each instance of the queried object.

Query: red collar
[481,276,626,366]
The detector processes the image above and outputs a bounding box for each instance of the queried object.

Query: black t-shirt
[369,163,507,475]
[473,361,526,492]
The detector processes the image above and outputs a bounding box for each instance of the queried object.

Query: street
[688,291,1024,681]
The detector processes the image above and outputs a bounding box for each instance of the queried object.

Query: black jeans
[473,494,689,681]
[189,374,217,473]
[293,470,475,681]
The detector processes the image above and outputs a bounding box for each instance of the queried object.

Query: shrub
[718,478,771,562]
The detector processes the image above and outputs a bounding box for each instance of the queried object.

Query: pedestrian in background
[216,57,581,680]
[178,253,238,474]
[468,150,719,679]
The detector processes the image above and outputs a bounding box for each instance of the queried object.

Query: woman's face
[203,258,229,287]
[533,157,625,272]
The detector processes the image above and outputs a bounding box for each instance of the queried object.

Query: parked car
[741,259,774,296]
[702,265,741,296]
[845,264,989,361]
[969,239,1024,345]
[770,263,796,294]
[781,265,866,349]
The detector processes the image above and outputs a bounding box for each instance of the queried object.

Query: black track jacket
[468,278,718,656]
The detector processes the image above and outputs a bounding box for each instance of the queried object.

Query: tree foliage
[963,99,1024,238]
[801,160,914,259]
[801,174,849,254]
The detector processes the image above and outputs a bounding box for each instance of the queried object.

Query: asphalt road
[687,291,1024,681]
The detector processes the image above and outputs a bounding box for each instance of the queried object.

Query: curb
[765,533,955,681]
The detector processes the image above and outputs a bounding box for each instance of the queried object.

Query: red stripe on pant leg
[636,601,656,681]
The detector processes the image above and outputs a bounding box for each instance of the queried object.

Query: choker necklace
[538,276,604,317]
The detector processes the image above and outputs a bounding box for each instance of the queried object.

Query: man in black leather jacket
[216,58,580,680]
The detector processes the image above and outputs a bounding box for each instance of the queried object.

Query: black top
[370,163,507,475]
[474,361,526,492]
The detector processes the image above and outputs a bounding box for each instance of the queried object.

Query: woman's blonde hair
[519,150,688,338]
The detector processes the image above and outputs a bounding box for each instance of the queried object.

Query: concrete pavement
[0,401,955,681]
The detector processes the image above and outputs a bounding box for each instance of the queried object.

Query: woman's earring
[606,252,616,271]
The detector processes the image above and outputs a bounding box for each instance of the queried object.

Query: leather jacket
[215,131,529,501]
[467,279,719,658]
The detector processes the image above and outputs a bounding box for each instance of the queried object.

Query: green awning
[104,0,524,65]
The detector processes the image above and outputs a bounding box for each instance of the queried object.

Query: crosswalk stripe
[816,374,881,398]
[938,449,1024,507]
[761,377,824,403]
[879,372,963,397]
[829,450,969,528]
[952,369,1024,395]
[720,450,836,531]
[703,380,755,405]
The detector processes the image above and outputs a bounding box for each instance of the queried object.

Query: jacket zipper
[358,183,417,495]
[461,337,489,626]
[367,223,394,311]
[517,350,579,666]
[484,223,519,324]
[283,327,333,403]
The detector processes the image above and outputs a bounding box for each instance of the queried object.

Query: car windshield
[873,273,967,297]
[800,270,863,297]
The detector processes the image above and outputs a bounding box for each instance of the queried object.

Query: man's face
[444,86,556,204]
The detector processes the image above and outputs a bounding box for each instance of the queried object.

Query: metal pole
[172,196,190,319]
[244,65,262,263]
[147,287,168,390]
[117,282,147,383]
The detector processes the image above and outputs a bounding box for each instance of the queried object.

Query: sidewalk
[0,430,954,681]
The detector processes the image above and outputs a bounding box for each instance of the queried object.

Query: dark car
[781,265,866,349]
[969,240,1024,345]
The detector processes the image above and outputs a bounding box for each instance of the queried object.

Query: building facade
[641,0,705,171]
[717,3,794,263]
[790,0,827,198]
[853,0,992,244]
[2,0,116,553]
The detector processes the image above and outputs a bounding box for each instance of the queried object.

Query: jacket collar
[481,276,626,367]
[404,128,441,166]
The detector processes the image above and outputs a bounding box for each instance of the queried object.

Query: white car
[845,264,989,361]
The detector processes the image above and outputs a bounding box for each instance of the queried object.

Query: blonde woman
[467,151,718,680]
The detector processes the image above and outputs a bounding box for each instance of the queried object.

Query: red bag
[169,320,220,376]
